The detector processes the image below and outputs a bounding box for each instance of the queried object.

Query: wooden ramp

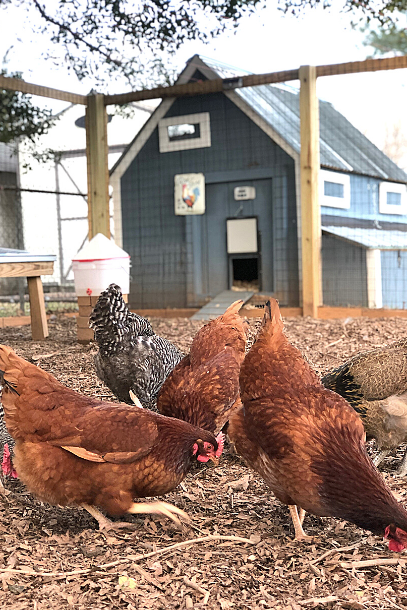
[191,290,254,321]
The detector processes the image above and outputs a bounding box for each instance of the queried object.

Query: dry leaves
[1,314,407,609]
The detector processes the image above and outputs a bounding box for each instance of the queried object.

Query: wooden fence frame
[2,55,407,317]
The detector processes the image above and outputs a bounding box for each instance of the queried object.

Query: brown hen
[229,300,407,551]
[157,300,247,434]
[0,345,223,530]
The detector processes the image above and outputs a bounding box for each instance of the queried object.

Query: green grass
[0,301,79,317]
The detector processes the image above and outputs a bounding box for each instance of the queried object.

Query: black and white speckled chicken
[0,403,17,479]
[89,284,184,409]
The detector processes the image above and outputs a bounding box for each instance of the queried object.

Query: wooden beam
[104,56,407,106]
[86,93,110,239]
[104,69,300,105]
[299,65,321,319]
[0,261,54,278]
[27,276,49,340]
[0,74,87,104]
[316,55,407,78]
[1,56,406,108]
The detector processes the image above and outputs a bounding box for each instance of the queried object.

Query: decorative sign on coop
[174,173,205,215]
[234,186,256,201]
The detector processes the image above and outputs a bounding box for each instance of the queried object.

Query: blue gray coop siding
[381,250,407,309]
[120,93,299,308]
[322,234,368,307]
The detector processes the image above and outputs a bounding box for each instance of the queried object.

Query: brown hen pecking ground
[1,313,407,610]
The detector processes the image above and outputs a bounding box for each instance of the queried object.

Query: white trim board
[379,181,407,215]
[366,249,383,309]
[159,112,211,153]
[320,169,350,210]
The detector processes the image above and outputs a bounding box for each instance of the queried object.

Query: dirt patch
[1,313,407,609]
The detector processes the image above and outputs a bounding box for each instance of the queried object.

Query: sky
[1,2,406,165]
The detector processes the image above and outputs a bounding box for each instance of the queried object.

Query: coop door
[226,218,258,254]
[226,217,259,292]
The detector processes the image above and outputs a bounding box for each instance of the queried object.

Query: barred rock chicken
[229,300,407,551]
[157,300,247,434]
[0,345,223,530]
[90,284,183,408]
[0,404,16,480]
[322,339,407,475]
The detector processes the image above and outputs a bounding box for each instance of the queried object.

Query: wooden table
[0,249,56,340]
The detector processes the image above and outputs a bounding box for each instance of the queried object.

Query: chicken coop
[110,55,407,311]
[2,55,407,318]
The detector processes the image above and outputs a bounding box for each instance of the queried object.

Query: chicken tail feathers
[223,300,244,318]
[90,283,154,353]
[262,299,283,332]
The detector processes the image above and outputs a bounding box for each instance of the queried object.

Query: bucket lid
[72,233,130,262]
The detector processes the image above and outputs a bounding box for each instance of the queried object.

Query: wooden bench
[0,249,56,340]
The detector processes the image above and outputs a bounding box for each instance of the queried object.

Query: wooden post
[86,93,110,239]
[27,276,48,340]
[299,65,321,318]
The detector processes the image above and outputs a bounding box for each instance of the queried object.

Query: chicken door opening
[232,258,259,292]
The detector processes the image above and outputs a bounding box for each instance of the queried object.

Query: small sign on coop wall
[234,186,256,201]
[174,173,205,215]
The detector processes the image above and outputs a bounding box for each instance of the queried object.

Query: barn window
[159,112,211,153]
[320,170,350,209]
[379,182,407,215]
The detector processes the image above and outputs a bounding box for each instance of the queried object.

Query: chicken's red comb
[215,432,225,458]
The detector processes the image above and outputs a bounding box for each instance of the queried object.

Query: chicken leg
[289,505,313,542]
[83,500,190,531]
[398,448,407,476]
[82,504,137,532]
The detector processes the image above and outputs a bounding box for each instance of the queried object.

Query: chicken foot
[288,505,313,542]
[127,500,191,528]
[82,504,137,532]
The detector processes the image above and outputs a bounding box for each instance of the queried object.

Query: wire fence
[317,67,407,310]
[0,101,152,306]
[1,58,407,314]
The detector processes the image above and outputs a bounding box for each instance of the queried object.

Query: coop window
[320,170,350,209]
[379,182,407,215]
[167,123,200,141]
[324,181,344,198]
[159,112,211,153]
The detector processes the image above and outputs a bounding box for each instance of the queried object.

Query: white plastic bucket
[72,257,130,297]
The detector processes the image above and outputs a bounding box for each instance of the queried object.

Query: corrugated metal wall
[120,93,299,308]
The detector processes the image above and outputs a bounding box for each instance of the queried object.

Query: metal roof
[322,225,407,249]
[200,56,407,184]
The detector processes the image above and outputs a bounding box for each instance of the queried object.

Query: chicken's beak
[208,455,219,466]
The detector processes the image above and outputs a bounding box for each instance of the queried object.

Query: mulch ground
[1,313,407,610]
